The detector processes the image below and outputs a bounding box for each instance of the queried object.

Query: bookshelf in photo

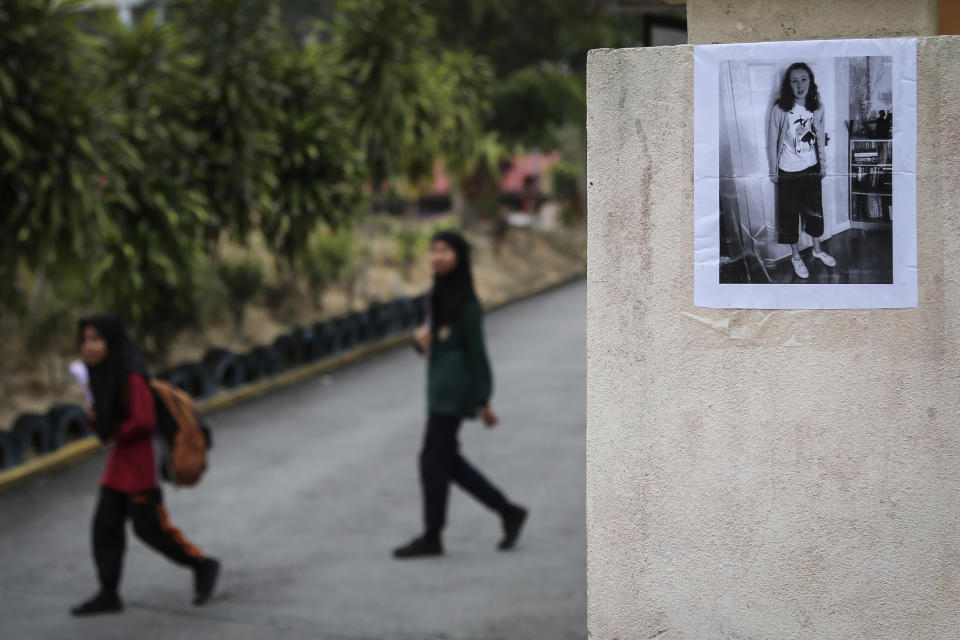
[848,138,892,226]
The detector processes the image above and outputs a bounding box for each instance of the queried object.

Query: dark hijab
[430,231,477,327]
[78,313,147,439]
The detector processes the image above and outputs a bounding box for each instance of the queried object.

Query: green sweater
[427,298,492,418]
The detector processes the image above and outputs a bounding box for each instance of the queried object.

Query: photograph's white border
[693,38,918,309]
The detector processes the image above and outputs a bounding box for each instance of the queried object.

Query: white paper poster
[693,38,917,309]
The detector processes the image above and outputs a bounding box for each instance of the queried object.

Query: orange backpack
[150,379,212,487]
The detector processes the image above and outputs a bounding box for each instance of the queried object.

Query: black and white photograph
[694,38,917,309]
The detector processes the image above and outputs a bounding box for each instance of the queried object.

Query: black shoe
[70,591,123,616]
[193,557,220,605]
[498,505,528,551]
[393,534,444,559]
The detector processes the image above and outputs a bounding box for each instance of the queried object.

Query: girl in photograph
[393,231,527,559]
[767,61,836,279]
[71,314,219,616]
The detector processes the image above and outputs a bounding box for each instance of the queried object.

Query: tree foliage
[489,64,585,150]
[324,0,441,196]
[423,0,643,149]
[90,11,212,355]
[166,0,285,240]
[0,0,109,311]
[264,40,366,266]
[216,253,265,338]
[423,0,648,76]
[1,0,631,359]
[302,229,356,308]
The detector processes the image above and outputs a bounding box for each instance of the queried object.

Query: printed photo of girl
[694,37,917,309]
[767,62,836,279]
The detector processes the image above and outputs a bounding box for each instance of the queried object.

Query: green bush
[19,276,87,385]
[216,255,265,337]
[548,159,583,224]
[548,161,579,201]
[302,230,356,308]
[489,65,584,150]
[394,227,430,281]
[261,276,299,325]
[24,294,70,360]
[263,279,292,313]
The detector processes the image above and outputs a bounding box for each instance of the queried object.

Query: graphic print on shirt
[778,104,818,172]
[792,113,816,154]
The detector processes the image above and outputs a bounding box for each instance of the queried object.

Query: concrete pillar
[586,2,958,638]
[687,0,938,44]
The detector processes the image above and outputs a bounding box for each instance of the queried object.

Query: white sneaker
[791,255,809,279]
[812,248,836,268]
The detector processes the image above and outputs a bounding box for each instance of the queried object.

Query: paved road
[0,280,586,640]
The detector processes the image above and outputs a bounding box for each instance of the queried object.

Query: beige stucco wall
[586,36,960,640]
[687,0,937,44]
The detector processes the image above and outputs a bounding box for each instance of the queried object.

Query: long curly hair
[775,62,820,112]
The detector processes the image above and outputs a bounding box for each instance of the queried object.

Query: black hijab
[78,313,147,439]
[430,231,477,327]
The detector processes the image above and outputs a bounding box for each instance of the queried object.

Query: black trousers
[776,163,824,244]
[420,413,510,532]
[92,487,204,593]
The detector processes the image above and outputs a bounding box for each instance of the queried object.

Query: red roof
[426,152,563,196]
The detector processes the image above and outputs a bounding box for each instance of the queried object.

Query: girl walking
[393,231,527,559]
[71,314,219,616]
[767,61,836,279]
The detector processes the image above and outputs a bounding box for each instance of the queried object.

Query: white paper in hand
[69,360,94,406]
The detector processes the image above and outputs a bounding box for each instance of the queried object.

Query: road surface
[0,280,586,640]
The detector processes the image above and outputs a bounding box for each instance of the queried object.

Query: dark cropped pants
[776,163,824,245]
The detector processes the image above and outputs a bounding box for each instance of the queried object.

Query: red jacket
[89,372,158,493]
